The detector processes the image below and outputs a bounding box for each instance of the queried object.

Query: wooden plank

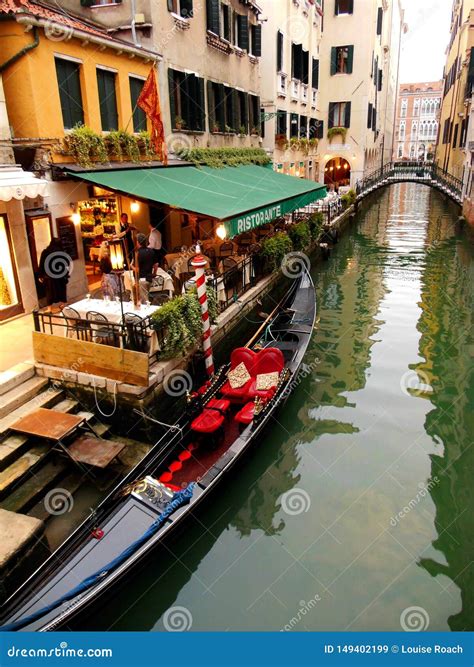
[11,408,85,441]
[32,332,149,387]
[67,435,126,469]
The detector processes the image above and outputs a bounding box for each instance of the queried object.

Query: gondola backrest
[230,348,259,375]
[255,348,285,375]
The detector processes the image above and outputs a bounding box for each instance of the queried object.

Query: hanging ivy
[175,147,271,169]
[62,124,108,167]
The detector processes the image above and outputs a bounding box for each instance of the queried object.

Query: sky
[399,0,452,84]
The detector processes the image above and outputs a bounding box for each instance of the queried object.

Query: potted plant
[250,126,260,136]
[211,121,221,133]
[289,137,300,151]
[224,124,234,134]
[299,137,309,155]
[309,137,319,150]
[327,126,347,143]
[275,133,288,149]
[239,124,247,137]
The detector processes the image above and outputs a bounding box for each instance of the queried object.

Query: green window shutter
[367,102,372,129]
[167,0,174,11]
[207,80,215,130]
[348,0,354,13]
[97,68,118,131]
[302,50,309,84]
[238,15,249,50]
[168,68,176,128]
[316,119,324,139]
[253,24,262,57]
[206,0,220,34]
[347,46,354,74]
[312,58,319,89]
[129,77,147,132]
[217,83,225,129]
[334,0,338,15]
[330,47,337,75]
[344,101,351,128]
[232,89,239,131]
[378,68,383,91]
[180,0,193,18]
[55,58,84,130]
[197,77,205,131]
[328,102,335,128]
[277,31,283,71]
[376,7,383,35]
[244,93,250,132]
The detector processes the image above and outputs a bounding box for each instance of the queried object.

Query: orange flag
[137,66,168,166]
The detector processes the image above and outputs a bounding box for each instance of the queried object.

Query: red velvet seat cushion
[230,348,259,375]
[220,379,253,400]
[246,381,277,401]
[191,410,224,434]
[206,398,231,412]
[234,401,255,425]
[254,348,285,375]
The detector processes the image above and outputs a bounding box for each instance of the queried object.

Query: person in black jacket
[38,238,70,308]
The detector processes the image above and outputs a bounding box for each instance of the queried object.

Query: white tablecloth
[165,253,210,278]
[70,298,161,354]
[218,255,252,285]
[149,267,174,295]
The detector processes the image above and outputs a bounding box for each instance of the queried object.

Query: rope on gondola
[0,483,195,632]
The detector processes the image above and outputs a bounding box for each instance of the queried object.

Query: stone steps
[0,443,50,499]
[28,471,83,523]
[0,388,64,435]
[0,377,49,419]
[0,459,69,515]
[0,363,35,397]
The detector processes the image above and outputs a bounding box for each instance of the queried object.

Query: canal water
[78,183,473,632]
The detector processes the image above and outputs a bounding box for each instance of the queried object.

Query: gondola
[0,269,316,632]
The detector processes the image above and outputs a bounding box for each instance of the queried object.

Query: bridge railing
[355,161,463,202]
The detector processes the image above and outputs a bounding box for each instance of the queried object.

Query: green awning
[72,164,326,238]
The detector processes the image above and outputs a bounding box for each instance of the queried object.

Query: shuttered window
[328,102,351,128]
[309,118,324,139]
[367,102,373,129]
[292,44,309,82]
[376,7,383,35]
[222,4,231,40]
[372,106,377,131]
[208,81,225,132]
[55,58,84,130]
[97,68,118,131]
[299,115,307,138]
[276,110,287,136]
[277,30,284,72]
[206,0,220,34]
[168,69,205,131]
[377,68,383,91]
[335,0,353,15]
[330,45,354,75]
[312,58,319,89]
[129,77,147,132]
[236,14,249,50]
[290,112,299,138]
[248,94,260,134]
[250,24,262,57]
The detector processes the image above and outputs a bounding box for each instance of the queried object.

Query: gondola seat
[220,348,259,401]
[206,398,231,413]
[246,348,284,400]
[234,401,256,425]
[191,409,224,434]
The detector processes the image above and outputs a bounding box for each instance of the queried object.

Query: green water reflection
[79,183,473,632]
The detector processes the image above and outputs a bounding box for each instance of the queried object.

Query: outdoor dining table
[69,298,161,355]
[165,252,211,279]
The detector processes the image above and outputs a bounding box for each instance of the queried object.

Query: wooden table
[11,409,85,441]
[67,435,126,469]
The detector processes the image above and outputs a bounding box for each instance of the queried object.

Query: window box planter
[327,126,348,142]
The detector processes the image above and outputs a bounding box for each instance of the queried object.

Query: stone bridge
[355,161,463,206]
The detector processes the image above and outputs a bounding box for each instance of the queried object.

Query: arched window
[398,144,403,158]
[409,144,415,159]
[399,120,406,139]
[413,99,420,116]
[411,121,418,140]
[400,99,407,118]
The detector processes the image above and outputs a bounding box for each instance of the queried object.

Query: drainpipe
[130,0,140,47]
[0,26,39,73]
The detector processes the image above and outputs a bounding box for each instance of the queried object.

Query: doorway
[324,157,351,190]
[0,214,23,321]
[25,210,53,305]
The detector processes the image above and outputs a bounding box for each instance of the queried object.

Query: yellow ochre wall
[0,22,152,142]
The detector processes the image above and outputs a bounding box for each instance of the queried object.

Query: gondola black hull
[0,270,316,632]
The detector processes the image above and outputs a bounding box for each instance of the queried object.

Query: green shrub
[151,288,217,359]
[62,124,108,167]
[261,233,293,272]
[176,147,271,168]
[308,212,324,240]
[341,188,357,210]
[288,221,311,250]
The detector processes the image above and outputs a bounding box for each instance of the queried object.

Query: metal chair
[123,313,149,352]
[86,311,119,346]
[150,274,165,291]
[61,306,91,340]
[149,292,170,306]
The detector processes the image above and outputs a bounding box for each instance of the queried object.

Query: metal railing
[355,161,463,203]
[33,309,165,355]
[207,254,267,312]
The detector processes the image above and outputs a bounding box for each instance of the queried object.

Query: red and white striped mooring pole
[191,250,214,377]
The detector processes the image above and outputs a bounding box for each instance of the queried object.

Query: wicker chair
[86,311,119,346]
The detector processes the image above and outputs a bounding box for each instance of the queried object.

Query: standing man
[148,221,164,266]
[115,212,135,263]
